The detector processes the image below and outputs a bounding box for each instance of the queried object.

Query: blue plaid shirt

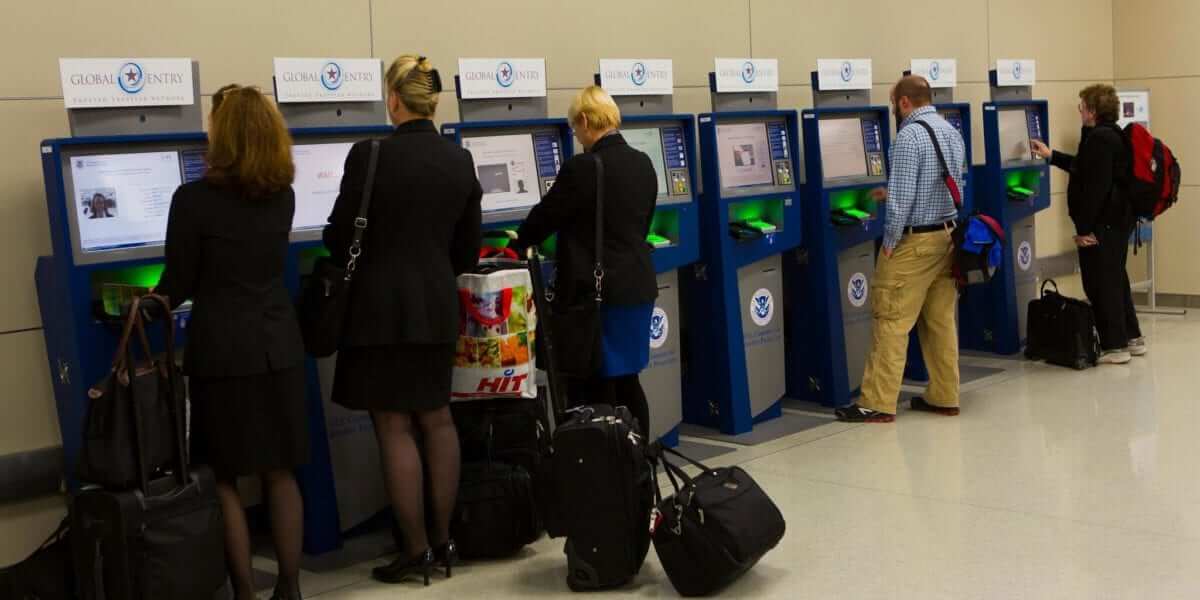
[883,106,967,250]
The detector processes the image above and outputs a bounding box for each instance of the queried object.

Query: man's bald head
[892,75,933,108]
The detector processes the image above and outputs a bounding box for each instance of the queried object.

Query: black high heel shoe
[433,539,458,578]
[371,548,434,586]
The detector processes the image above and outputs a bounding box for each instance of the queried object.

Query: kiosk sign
[600,59,673,96]
[817,59,872,91]
[60,58,194,108]
[996,59,1037,86]
[910,58,957,88]
[274,58,383,103]
[458,58,546,99]
[714,58,778,93]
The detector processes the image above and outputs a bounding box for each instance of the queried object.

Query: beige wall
[0,0,1115,563]
[1115,0,1200,296]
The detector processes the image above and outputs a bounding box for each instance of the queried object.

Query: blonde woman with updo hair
[512,85,659,438]
[323,55,482,585]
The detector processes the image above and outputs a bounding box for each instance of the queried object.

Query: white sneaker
[1098,349,1133,365]
[1128,337,1147,357]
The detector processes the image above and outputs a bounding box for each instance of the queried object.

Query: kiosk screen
[69,151,183,253]
[292,142,354,232]
[463,133,548,213]
[818,117,869,180]
[716,123,774,189]
[622,127,668,197]
[998,108,1033,163]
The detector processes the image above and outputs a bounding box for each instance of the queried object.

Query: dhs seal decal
[118,62,145,94]
[496,61,516,87]
[749,288,774,327]
[649,307,669,349]
[847,272,869,308]
[320,62,343,91]
[929,61,941,81]
[1012,61,1023,81]
[1017,241,1033,271]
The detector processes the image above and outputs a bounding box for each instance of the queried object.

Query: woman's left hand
[1073,234,1099,247]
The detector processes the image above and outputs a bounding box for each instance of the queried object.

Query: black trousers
[1078,225,1143,351]
[566,374,650,439]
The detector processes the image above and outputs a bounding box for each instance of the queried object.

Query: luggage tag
[650,507,663,535]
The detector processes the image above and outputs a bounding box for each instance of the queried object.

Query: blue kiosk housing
[35,67,399,555]
[594,72,701,445]
[681,71,803,435]
[785,71,891,408]
[959,70,1050,355]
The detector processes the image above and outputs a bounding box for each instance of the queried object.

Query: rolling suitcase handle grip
[524,246,567,425]
[1040,279,1059,298]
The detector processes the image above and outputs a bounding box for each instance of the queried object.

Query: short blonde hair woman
[513,84,660,437]
[155,84,309,600]
[322,55,482,586]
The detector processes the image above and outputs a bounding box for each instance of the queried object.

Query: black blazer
[156,181,304,377]
[323,119,482,347]
[516,133,658,306]
[1051,123,1133,235]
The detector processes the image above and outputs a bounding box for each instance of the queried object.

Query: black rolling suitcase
[1025,279,1101,370]
[553,404,654,591]
[70,297,227,600]
[525,247,654,590]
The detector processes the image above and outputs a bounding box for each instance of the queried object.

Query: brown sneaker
[909,397,959,416]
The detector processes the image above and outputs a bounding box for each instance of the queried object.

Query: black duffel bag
[651,446,786,597]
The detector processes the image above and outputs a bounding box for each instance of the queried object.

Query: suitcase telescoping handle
[524,247,567,425]
[126,294,190,495]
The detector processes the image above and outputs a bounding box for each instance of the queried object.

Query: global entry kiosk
[35,55,1049,555]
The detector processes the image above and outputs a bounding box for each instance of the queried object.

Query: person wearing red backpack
[1031,84,1144,364]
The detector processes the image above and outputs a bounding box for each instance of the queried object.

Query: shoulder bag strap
[592,153,605,303]
[345,139,382,280]
[914,119,963,209]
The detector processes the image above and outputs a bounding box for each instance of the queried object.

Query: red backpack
[1121,123,1181,220]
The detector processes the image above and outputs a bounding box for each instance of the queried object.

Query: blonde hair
[206,85,294,196]
[568,85,621,131]
[385,54,439,118]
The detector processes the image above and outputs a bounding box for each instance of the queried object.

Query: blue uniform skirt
[598,303,654,377]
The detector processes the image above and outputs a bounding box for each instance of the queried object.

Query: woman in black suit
[513,85,659,438]
[156,85,308,600]
[323,55,481,585]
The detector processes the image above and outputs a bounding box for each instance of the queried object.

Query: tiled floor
[260,287,1198,599]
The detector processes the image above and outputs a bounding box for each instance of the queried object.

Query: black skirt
[189,366,311,479]
[332,343,455,413]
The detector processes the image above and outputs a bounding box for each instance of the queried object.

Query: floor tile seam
[730,423,868,468]
[305,578,372,598]
[753,472,1200,545]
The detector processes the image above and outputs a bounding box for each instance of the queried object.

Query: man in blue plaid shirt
[837,75,966,423]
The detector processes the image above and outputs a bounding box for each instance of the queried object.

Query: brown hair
[205,85,295,196]
[1079,84,1120,123]
[893,75,933,107]
[386,55,440,118]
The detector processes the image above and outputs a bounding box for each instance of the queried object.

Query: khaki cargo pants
[859,229,959,415]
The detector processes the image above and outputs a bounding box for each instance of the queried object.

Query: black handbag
[78,294,183,490]
[650,446,786,597]
[1025,279,1100,370]
[299,139,381,357]
[544,153,605,377]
